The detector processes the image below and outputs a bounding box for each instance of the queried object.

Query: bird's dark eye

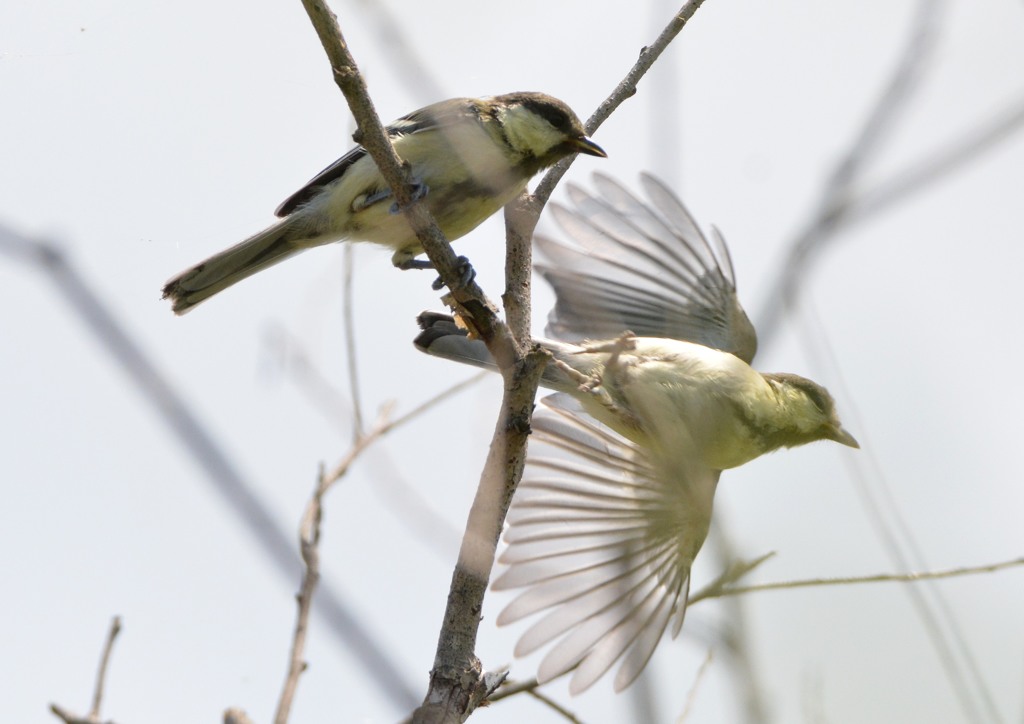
[803,385,829,414]
[521,98,572,132]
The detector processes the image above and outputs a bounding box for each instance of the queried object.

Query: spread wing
[274,98,478,217]
[493,395,718,694]
[536,172,758,364]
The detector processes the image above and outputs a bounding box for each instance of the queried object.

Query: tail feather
[413,312,499,371]
[163,220,307,314]
[413,312,588,390]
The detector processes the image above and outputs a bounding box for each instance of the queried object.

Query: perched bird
[162,92,605,314]
[414,173,858,693]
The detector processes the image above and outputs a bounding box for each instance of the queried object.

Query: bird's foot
[431,256,476,291]
[577,331,637,355]
[396,257,434,271]
[388,179,429,214]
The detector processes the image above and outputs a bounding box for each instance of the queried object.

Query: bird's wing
[274,98,477,217]
[493,394,717,694]
[536,172,758,364]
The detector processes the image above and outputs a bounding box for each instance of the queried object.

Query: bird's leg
[352,179,429,214]
[562,332,642,427]
[393,254,477,290]
[575,332,637,391]
[576,331,638,357]
[388,179,429,214]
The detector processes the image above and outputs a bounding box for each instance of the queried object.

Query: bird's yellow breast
[316,116,530,257]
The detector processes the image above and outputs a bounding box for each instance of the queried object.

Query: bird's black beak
[572,136,607,158]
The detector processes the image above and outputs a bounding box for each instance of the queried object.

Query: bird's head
[490,92,606,171]
[762,373,859,450]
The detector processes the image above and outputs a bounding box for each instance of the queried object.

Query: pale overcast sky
[2,1,1023,722]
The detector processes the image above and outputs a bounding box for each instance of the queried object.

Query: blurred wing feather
[536,172,758,363]
[494,396,716,693]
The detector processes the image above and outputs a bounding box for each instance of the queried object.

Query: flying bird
[415,172,858,693]
[162,92,605,314]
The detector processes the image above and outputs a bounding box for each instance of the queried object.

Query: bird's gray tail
[162,218,307,314]
[413,312,586,390]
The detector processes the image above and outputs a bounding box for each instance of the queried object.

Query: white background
[2,1,1023,722]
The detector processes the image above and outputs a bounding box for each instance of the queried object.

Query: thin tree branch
[89,617,121,720]
[297,0,508,354]
[704,524,770,724]
[49,617,122,724]
[412,347,548,723]
[843,91,1024,227]
[272,364,491,723]
[794,298,1004,723]
[675,649,714,724]
[748,3,1008,719]
[487,678,540,702]
[532,0,710,208]
[342,244,365,439]
[525,689,583,723]
[689,556,1024,604]
[349,0,447,104]
[502,0,710,350]
[755,0,947,345]
[274,465,327,724]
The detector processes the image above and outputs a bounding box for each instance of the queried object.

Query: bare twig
[747,2,1010,720]
[273,369,488,721]
[756,0,947,344]
[412,348,548,723]
[675,649,714,724]
[502,0,710,351]
[342,244,365,438]
[532,0,710,209]
[487,678,540,703]
[349,0,447,104]
[689,556,1024,603]
[0,227,419,708]
[794,299,1004,724]
[49,616,122,724]
[90,617,121,720]
[525,689,583,723]
[8,230,418,705]
[704,526,771,724]
[274,465,328,724]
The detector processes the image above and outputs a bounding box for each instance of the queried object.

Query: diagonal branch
[297,0,511,360]
[50,616,123,724]
[502,0,709,347]
[755,0,947,345]
[689,556,1024,603]
[0,226,418,707]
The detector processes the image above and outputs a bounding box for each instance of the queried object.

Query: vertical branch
[90,617,122,721]
[273,465,327,724]
[532,0,710,208]
[501,195,535,347]
[754,0,947,346]
[411,347,549,724]
[49,616,123,724]
[341,244,364,438]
